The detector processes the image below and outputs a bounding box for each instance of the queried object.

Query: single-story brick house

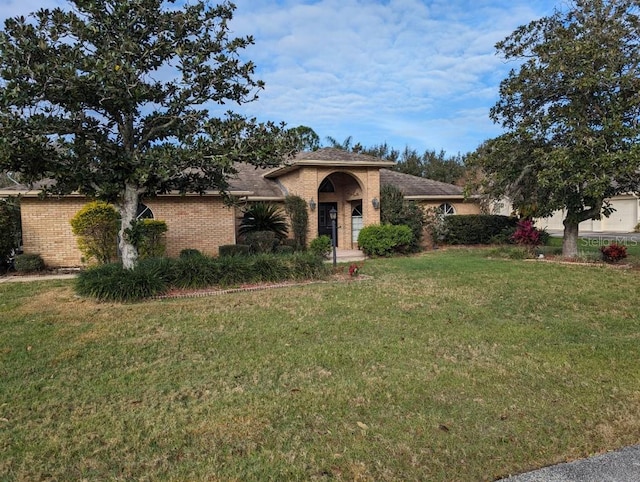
[1,148,479,267]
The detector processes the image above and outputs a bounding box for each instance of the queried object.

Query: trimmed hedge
[14,253,45,273]
[218,245,251,257]
[358,224,413,257]
[441,215,518,245]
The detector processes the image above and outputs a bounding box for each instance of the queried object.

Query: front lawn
[1,249,639,480]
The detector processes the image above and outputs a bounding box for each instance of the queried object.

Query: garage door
[602,198,638,232]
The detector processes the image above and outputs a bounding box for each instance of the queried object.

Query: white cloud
[0,0,559,153]
[228,0,559,152]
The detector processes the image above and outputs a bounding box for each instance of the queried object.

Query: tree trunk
[562,218,579,258]
[118,183,139,270]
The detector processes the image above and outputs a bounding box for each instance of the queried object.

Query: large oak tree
[473,0,640,257]
[0,0,296,268]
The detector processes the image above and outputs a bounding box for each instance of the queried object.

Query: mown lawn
[1,249,639,481]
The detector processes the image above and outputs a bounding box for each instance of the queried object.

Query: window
[319,178,335,192]
[136,203,154,220]
[438,203,456,216]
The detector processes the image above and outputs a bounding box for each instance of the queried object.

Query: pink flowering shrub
[600,243,627,263]
[511,219,542,248]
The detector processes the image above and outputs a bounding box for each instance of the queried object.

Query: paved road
[548,230,640,242]
[499,445,640,481]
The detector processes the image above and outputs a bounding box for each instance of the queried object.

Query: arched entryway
[317,172,363,249]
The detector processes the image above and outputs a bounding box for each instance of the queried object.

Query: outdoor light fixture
[372,197,380,210]
[309,198,316,211]
[329,207,337,267]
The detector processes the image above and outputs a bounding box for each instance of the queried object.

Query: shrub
[310,235,332,258]
[600,243,627,263]
[218,245,251,257]
[250,254,289,282]
[284,195,309,250]
[70,201,120,265]
[510,219,546,254]
[0,197,21,269]
[441,215,518,245]
[76,262,167,302]
[358,224,413,257]
[216,255,253,286]
[180,248,203,259]
[243,231,278,254]
[380,184,424,250]
[125,219,167,259]
[288,252,329,279]
[170,254,220,289]
[239,203,288,240]
[275,245,295,255]
[14,253,45,273]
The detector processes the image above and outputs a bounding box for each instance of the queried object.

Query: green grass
[2,250,640,480]
[545,235,640,261]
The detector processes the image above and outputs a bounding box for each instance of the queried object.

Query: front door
[318,202,338,247]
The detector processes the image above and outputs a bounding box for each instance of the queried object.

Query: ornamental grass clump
[76,263,168,302]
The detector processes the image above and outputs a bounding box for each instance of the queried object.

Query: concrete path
[499,445,640,481]
[0,273,77,283]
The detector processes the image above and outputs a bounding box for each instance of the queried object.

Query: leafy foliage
[380,184,424,250]
[76,262,168,302]
[218,245,250,257]
[600,242,628,263]
[357,224,413,257]
[70,201,120,265]
[289,126,320,152]
[309,235,332,258]
[13,253,45,273]
[243,231,279,254]
[440,215,518,245]
[511,219,543,249]
[239,203,289,240]
[0,0,296,269]
[125,219,168,260]
[0,197,20,268]
[75,251,329,301]
[284,195,309,250]
[471,0,640,257]
[362,144,468,185]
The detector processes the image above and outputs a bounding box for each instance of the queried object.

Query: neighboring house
[494,194,640,232]
[0,148,479,267]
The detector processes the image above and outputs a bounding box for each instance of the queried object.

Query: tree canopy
[0,0,296,268]
[471,0,640,256]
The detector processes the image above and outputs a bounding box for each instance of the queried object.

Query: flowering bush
[348,263,361,277]
[511,219,542,248]
[600,243,627,263]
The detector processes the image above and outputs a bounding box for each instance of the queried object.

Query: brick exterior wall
[144,196,235,258]
[276,166,382,249]
[21,197,86,267]
[20,195,235,267]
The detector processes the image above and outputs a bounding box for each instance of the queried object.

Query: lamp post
[329,207,337,267]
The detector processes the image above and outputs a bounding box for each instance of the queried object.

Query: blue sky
[1,0,560,154]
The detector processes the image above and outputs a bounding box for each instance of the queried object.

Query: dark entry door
[318,202,338,247]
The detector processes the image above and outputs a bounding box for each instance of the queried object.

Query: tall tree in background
[363,144,467,185]
[290,126,320,151]
[475,0,640,257]
[0,0,296,269]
